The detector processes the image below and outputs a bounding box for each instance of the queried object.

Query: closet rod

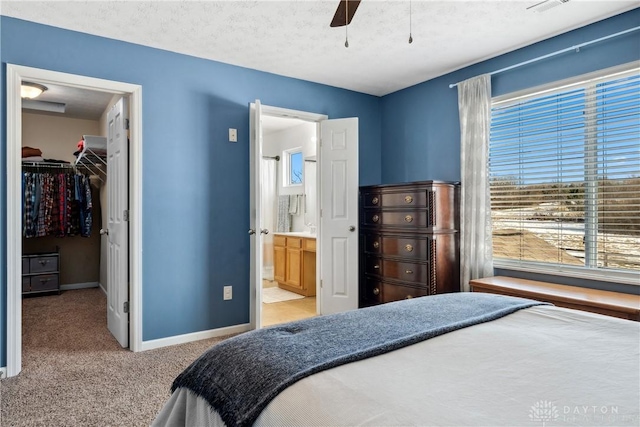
[448,25,640,89]
[22,162,75,170]
[262,155,280,161]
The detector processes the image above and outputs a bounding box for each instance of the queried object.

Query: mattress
[153,305,640,426]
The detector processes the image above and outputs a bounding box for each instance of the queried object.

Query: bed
[153,292,640,427]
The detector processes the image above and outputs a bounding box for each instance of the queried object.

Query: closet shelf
[75,135,107,182]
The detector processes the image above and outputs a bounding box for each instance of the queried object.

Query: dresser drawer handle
[405,269,413,274]
[40,278,51,283]
[404,215,413,223]
[405,195,413,204]
[405,295,414,299]
[371,196,379,205]
[373,241,380,249]
[372,214,379,223]
[372,287,380,296]
[405,244,413,252]
[373,265,380,269]
[39,260,49,266]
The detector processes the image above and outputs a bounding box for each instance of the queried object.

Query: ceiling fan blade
[330,0,362,27]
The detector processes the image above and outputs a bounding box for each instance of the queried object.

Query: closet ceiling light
[21,82,47,99]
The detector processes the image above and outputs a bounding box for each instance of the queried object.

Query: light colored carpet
[0,288,232,427]
[262,287,304,304]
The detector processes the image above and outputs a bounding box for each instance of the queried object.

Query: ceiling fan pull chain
[345,0,349,48]
[409,0,413,44]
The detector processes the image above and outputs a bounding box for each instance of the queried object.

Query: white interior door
[107,97,129,347]
[319,118,359,315]
[250,100,264,329]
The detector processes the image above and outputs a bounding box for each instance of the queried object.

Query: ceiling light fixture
[21,82,48,99]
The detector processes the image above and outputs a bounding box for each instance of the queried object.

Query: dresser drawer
[362,189,430,208]
[363,278,430,304]
[29,256,58,273]
[362,210,431,228]
[22,276,31,293]
[383,282,430,302]
[30,274,59,292]
[363,233,431,260]
[22,257,30,274]
[364,255,430,284]
[361,277,383,305]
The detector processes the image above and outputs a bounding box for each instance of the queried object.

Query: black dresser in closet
[359,181,460,307]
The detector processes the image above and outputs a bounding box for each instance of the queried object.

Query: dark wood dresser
[359,181,460,307]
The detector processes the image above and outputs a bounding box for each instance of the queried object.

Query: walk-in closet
[20,82,117,360]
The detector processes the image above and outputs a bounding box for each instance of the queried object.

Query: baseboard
[0,367,7,379]
[60,281,100,291]
[99,282,107,296]
[140,323,251,352]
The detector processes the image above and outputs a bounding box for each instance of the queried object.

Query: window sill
[493,259,640,286]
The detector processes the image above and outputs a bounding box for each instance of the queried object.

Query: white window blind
[489,66,640,280]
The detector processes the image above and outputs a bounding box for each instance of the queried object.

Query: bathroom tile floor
[262,280,316,327]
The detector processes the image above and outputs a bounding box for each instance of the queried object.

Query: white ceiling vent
[527,0,571,13]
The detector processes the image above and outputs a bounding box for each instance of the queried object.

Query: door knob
[248,229,256,235]
[260,229,269,235]
[349,225,356,232]
[100,229,109,235]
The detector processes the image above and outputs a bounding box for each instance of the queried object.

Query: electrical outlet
[229,128,237,142]
[223,285,233,300]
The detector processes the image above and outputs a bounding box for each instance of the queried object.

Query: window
[285,148,303,186]
[489,64,640,283]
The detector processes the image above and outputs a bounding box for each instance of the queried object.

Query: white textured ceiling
[2,1,638,96]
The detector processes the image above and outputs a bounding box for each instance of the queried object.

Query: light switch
[229,128,237,142]
[223,285,233,300]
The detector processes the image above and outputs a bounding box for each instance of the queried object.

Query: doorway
[5,64,143,377]
[249,102,360,330]
[260,116,319,327]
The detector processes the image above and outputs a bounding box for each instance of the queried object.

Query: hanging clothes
[23,173,35,238]
[21,169,92,238]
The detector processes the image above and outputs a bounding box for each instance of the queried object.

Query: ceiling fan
[330,0,362,27]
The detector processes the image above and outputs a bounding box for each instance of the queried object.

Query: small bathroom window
[285,148,303,186]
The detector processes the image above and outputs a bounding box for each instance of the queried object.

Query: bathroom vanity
[273,232,316,297]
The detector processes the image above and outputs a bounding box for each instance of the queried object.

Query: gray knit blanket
[171,292,547,427]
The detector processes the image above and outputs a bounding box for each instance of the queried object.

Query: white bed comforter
[154,305,640,426]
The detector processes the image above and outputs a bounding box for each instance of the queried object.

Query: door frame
[249,103,327,330]
[5,64,144,377]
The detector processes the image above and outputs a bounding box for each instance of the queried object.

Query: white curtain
[261,159,277,280]
[458,74,494,292]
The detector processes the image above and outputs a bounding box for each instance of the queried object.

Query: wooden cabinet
[359,181,460,307]
[22,248,61,296]
[274,241,286,283]
[274,234,316,297]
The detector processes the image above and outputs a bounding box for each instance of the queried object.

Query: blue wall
[380,9,640,294]
[2,10,639,366]
[381,9,640,184]
[0,17,382,365]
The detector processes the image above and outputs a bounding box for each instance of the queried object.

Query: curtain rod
[262,155,280,161]
[449,26,640,89]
